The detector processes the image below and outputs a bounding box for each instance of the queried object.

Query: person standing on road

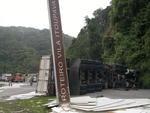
[29,76,33,86]
[8,76,13,86]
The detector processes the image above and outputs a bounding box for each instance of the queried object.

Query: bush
[141,73,150,88]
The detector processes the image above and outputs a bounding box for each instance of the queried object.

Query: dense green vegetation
[0,26,73,73]
[67,0,150,87]
[67,7,111,60]
[0,96,53,113]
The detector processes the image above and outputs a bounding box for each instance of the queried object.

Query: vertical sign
[47,0,70,105]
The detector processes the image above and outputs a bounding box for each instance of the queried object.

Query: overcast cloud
[0,0,111,37]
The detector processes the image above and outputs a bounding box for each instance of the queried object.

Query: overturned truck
[37,56,139,95]
[104,64,139,89]
[69,59,104,95]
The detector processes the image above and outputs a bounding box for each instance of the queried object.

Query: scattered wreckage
[45,96,150,113]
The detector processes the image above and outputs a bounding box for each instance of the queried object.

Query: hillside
[0,26,74,73]
[67,0,150,87]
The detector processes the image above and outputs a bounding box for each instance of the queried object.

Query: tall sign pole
[47,0,70,106]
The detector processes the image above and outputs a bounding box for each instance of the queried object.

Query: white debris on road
[6,91,44,100]
[113,106,150,113]
[47,96,150,113]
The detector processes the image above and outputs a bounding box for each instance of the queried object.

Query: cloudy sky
[0,0,111,37]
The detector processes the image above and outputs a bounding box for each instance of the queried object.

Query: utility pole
[47,0,70,107]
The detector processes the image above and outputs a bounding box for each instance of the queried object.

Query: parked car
[28,73,38,82]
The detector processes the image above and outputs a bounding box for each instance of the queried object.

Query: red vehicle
[13,73,25,82]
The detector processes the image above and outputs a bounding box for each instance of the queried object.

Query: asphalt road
[0,82,36,101]
[87,89,150,99]
[0,81,150,101]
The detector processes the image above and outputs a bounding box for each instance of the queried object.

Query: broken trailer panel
[36,55,51,94]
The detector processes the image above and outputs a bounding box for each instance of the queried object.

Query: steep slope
[67,0,150,87]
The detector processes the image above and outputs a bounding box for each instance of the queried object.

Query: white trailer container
[36,55,51,94]
[1,73,12,81]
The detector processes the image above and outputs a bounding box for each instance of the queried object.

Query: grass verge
[0,96,55,113]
